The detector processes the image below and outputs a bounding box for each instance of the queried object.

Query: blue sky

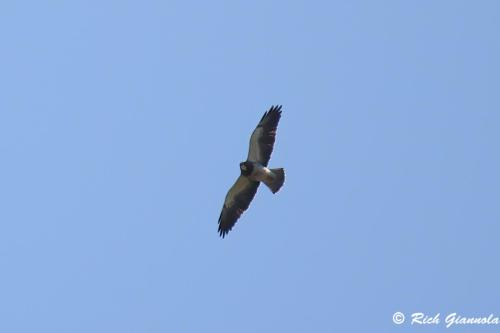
[1,1,499,332]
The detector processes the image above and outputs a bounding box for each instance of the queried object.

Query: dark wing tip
[261,105,282,120]
[264,105,282,122]
[218,228,227,238]
[258,105,282,124]
[268,105,282,120]
[270,105,282,112]
[218,213,229,238]
[269,105,282,113]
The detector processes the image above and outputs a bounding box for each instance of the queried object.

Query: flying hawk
[218,105,285,238]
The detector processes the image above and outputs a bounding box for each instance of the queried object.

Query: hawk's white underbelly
[250,163,273,182]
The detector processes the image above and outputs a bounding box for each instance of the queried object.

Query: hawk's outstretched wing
[218,176,260,238]
[247,105,282,166]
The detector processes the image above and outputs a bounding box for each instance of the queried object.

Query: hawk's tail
[264,168,285,194]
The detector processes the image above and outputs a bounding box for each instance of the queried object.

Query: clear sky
[1,1,499,332]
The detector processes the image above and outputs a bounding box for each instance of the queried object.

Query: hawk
[218,105,285,238]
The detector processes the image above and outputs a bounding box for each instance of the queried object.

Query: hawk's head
[240,161,253,176]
